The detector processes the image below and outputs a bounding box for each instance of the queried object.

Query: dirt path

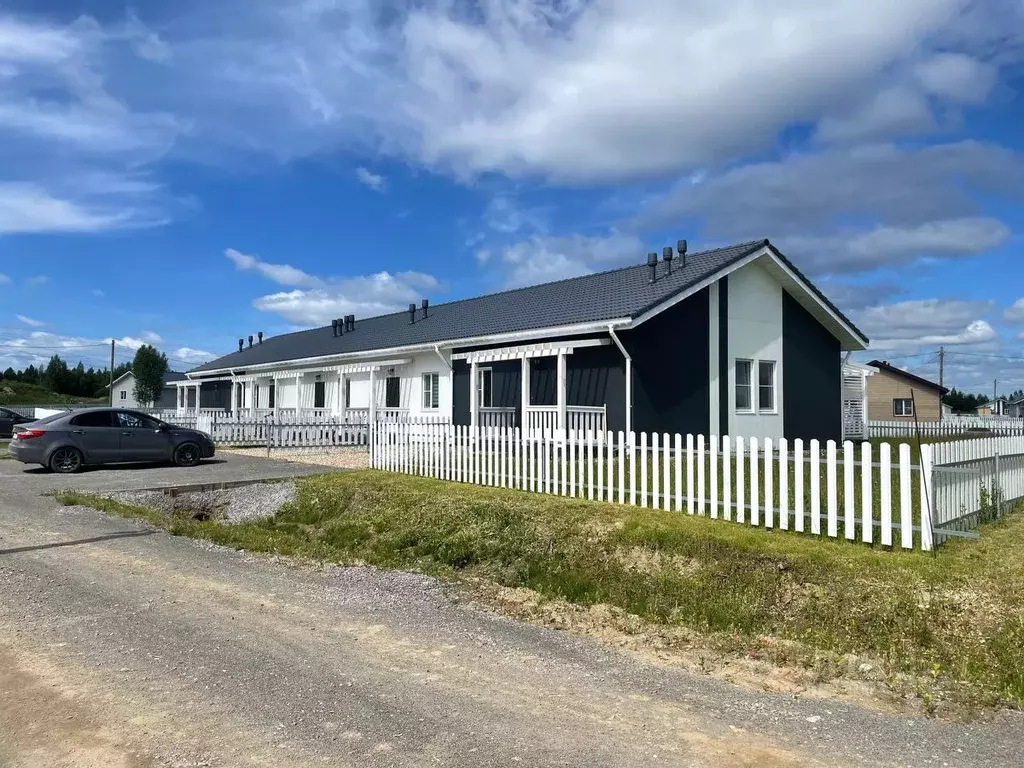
[1,479,1020,767]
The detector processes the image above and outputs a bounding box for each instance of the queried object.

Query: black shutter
[386,376,401,408]
[314,381,326,409]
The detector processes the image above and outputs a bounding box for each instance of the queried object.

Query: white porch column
[470,360,479,429]
[521,356,530,434]
[556,351,567,433]
[336,373,345,418]
[177,385,185,414]
[368,367,377,425]
[295,373,302,416]
[273,377,281,419]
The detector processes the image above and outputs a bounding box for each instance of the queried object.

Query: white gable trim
[628,246,868,351]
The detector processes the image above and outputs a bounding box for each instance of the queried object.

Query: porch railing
[525,405,606,434]
[480,407,517,428]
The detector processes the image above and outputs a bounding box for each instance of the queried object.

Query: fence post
[994,451,1002,517]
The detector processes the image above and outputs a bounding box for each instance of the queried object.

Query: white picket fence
[165,413,372,448]
[869,419,1024,438]
[372,424,939,551]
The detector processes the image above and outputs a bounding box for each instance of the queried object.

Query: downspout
[433,345,452,371]
[608,325,632,436]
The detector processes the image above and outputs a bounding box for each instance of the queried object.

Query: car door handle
[72,430,85,435]
[122,432,133,437]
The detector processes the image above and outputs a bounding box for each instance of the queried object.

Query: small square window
[758,360,776,413]
[119,390,127,401]
[894,398,914,417]
[735,360,753,413]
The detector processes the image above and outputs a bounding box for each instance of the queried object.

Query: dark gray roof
[163,371,188,385]
[192,240,867,374]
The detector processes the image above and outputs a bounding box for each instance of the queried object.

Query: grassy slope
[59,470,1024,710]
[0,381,105,406]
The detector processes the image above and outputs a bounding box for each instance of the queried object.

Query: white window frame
[421,372,440,411]
[477,367,493,408]
[735,359,754,414]
[894,398,914,417]
[757,360,777,414]
[119,390,127,401]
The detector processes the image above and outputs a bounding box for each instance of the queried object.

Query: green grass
[58,470,1024,710]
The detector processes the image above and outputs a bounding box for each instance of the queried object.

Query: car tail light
[14,429,46,440]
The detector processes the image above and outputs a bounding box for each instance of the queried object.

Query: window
[735,360,753,412]
[117,411,160,430]
[268,383,275,409]
[477,367,493,408]
[314,380,326,409]
[385,376,401,409]
[894,398,914,417]
[119,390,127,401]
[344,379,351,409]
[422,373,440,410]
[71,411,115,428]
[758,360,776,413]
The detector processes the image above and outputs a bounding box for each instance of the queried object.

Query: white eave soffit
[451,338,610,364]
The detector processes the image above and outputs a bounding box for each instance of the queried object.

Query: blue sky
[1,0,1023,394]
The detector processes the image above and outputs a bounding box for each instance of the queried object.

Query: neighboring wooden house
[1007,397,1024,418]
[185,239,869,441]
[865,360,948,422]
[110,370,188,409]
[977,397,1010,416]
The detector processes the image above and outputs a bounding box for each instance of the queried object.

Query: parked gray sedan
[8,408,215,473]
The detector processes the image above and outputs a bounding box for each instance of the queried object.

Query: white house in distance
[180,239,869,442]
[111,370,188,409]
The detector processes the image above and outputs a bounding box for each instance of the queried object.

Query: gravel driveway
[0,450,332,495]
[1,464,1022,766]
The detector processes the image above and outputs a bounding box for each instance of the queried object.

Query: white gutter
[192,317,632,377]
[608,325,632,436]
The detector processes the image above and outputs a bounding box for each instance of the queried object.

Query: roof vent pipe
[332,319,339,337]
[337,317,344,335]
[346,315,355,332]
[408,303,417,324]
[422,298,429,318]
[647,252,658,283]
[238,338,244,353]
[248,335,254,349]
[258,331,263,345]
[662,246,673,275]
[677,239,688,269]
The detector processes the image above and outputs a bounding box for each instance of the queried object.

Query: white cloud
[224,248,320,287]
[91,288,105,297]
[0,272,10,284]
[1003,299,1024,323]
[483,194,547,236]
[141,331,163,343]
[355,167,385,192]
[253,270,441,325]
[781,218,1011,275]
[25,275,48,286]
[0,182,140,234]
[815,86,934,144]
[915,53,998,104]
[484,232,646,289]
[15,314,44,327]
[169,347,214,365]
[857,299,997,352]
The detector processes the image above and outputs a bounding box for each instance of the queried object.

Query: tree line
[942,388,1024,414]
[0,345,169,403]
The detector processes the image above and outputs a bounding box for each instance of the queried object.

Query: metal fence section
[930,436,1024,543]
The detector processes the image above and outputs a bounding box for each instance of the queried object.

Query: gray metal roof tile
[192,240,861,374]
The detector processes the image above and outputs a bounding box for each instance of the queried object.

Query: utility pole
[938,346,945,421]
[109,339,115,407]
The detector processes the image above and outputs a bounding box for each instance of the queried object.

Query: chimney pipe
[677,239,688,268]
[408,303,417,324]
[337,317,344,335]
[238,338,244,353]
[347,315,355,331]
[422,298,429,318]
[647,252,658,283]
[248,335,254,349]
[332,319,339,337]
[258,331,263,345]
[662,246,674,275]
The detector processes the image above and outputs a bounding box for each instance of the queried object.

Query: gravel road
[1,460,1022,767]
